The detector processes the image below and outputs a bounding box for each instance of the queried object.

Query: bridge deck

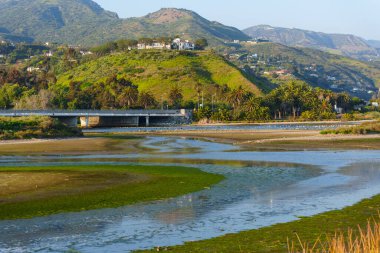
[0,110,186,117]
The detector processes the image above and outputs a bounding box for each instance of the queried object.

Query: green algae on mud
[137,195,380,253]
[0,165,224,220]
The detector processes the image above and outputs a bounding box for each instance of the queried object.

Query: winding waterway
[1,135,380,253]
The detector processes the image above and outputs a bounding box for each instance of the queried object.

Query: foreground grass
[0,165,224,220]
[137,195,380,252]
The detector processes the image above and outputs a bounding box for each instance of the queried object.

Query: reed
[288,218,380,253]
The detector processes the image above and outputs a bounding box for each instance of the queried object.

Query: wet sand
[138,129,380,150]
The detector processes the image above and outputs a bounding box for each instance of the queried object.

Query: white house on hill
[172,38,195,50]
[136,38,195,51]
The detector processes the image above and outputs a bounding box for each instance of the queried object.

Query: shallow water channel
[1,136,380,253]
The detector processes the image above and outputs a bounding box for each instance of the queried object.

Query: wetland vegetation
[0,165,224,220]
[321,120,380,135]
[0,135,380,252]
[138,194,380,253]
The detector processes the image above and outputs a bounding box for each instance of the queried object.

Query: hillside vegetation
[0,0,118,45]
[225,42,380,99]
[57,50,262,101]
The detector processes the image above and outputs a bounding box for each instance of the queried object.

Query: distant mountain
[367,40,380,49]
[0,0,249,45]
[243,25,378,60]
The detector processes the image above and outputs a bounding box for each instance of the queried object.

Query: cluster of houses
[263,69,291,77]
[136,38,195,51]
[227,38,270,45]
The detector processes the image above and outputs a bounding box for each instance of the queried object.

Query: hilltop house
[136,38,195,51]
[44,51,53,57]
[172,38,195,50]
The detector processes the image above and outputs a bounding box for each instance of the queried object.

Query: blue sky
[94,0,380,40]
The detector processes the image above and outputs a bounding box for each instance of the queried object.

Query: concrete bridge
[0,109,192,128]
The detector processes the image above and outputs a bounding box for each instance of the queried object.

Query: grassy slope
[0,165,224,220]
[138,194,380,253]
[57,50,262,101]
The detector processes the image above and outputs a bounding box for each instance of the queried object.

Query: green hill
[56,50,262,101]
[0,0,118,44]
[225,42,380,99]
[0,0,249,46]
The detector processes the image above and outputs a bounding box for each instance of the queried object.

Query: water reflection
[0,137,380,253]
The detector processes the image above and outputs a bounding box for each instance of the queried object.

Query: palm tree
[227,86,247,110]
[119,86,138,108]
[169,86,183,108]
[138,91,157,109]
[243,96,260,114]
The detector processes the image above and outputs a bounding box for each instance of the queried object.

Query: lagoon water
[83,121,358,133]
[1,136,380,253]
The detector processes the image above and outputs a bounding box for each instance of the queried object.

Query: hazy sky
[94,0,380,40]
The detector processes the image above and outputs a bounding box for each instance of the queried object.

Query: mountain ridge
[0,1,249,46]
[243,25,379,60]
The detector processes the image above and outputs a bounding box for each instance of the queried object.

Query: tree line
[91,37,208,56]
[0,64,363,122]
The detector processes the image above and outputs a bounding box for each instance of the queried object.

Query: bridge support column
[85,115,89,128]
[146,116,150,127]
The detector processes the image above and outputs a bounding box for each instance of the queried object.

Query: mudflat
[0,170,148,204]
[0,165,224,220]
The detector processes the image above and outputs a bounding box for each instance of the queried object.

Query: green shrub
[342,113,355,121]
[300,111,319,121]
[321,121,380,135]
[0,116,82,140]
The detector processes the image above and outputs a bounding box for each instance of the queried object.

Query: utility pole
[201,91,204,109]
[161,93,166,110]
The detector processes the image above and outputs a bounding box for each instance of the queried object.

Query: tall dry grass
[288,219,380,253]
